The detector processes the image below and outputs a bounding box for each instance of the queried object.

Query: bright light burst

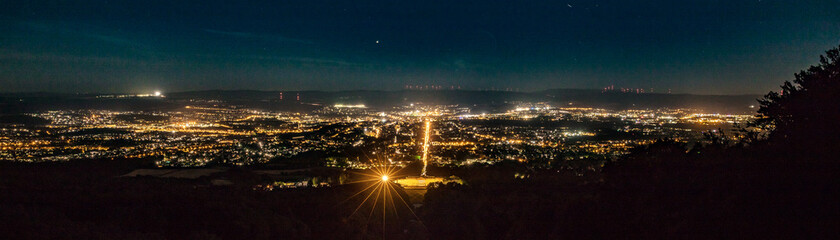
[342,158,424,238]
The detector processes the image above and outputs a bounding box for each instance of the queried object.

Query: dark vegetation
[114,114,170,123]
[0,114,50,125]
[0,97,180,114]
[1,46,839,239]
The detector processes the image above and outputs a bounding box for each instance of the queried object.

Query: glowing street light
[381,175,389,181]
[421,119,431,176]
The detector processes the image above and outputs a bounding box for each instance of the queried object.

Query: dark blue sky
[1,0,838,94]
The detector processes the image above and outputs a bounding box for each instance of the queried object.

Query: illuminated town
[0,0,840,237]
[1,95,752,176]
[2,0,837,238]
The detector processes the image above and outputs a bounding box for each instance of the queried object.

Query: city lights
[421,119,431,176]
[0,103,753,164]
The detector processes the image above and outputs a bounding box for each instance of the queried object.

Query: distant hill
[168,89,759,113]
[0,115,51,126]
[0,89,761,114]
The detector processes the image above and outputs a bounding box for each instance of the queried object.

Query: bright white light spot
[381,175,389,181]
[154,91,162,96]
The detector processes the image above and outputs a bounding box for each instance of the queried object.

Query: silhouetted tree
[756,45,840,149]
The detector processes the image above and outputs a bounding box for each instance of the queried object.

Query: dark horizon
[0,87,766,96]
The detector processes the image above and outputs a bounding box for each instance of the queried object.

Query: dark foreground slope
[0,160,423,240]
[1,141,836,239]
[419,142,839,239]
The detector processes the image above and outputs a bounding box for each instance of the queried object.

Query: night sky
[1,0,838,94]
